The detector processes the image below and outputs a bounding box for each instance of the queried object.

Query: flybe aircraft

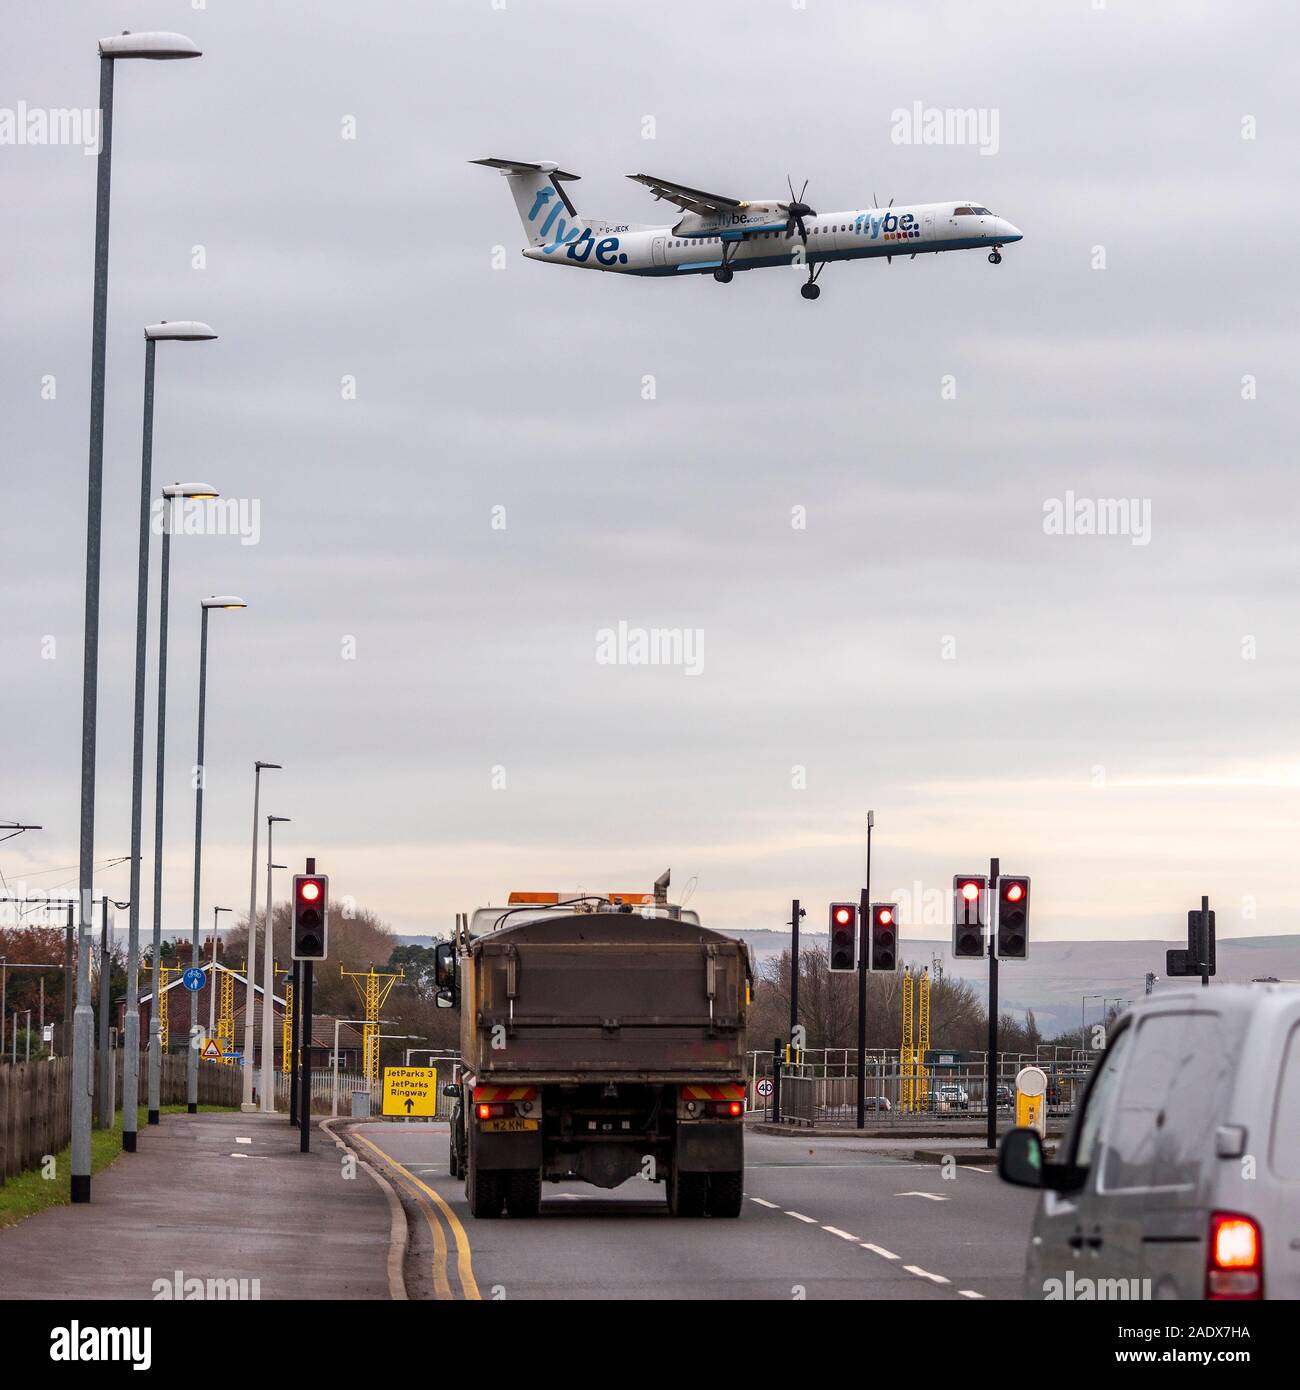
[472,157,1022,299]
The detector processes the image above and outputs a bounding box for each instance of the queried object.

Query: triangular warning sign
[201,1039,221,1060]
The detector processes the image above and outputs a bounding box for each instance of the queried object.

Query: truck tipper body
[441,891,752,1218]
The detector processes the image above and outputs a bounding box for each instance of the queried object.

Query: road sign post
[856,811,872,1128]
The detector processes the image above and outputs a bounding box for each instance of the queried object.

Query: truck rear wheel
[669,1168,708,1217]
[468,1166,504,1218]
[504,1170,542,1218]
[705,1170,744,1218]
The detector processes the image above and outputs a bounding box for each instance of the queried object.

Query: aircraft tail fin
[470,157,583,248]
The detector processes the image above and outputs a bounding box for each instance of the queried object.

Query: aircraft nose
[999,218,1023,243]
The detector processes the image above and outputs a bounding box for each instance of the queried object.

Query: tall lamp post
[124,321,217,1155]
[147,483,218,1125]
[241,763,281,1110]
[208,906,231,1039]
[74,28,202,1204]
[260,817,290,1111]
[187,596,246,1113]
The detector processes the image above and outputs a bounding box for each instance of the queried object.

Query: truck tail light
[707,1101,744,1118]
[1206,1212,1263,1299]
[477,1102,509,1120]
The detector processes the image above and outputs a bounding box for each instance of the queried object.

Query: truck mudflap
[674,1120,743,1174]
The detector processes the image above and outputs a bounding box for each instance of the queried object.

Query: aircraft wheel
[988,251,1002,264]
[800,283,821,300]
[713,267,734,283]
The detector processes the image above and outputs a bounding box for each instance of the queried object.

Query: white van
[998,983,1299,1300]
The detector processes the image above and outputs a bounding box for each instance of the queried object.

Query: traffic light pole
[288,959,300,1128]
[1200,895,1210,989]
[299,960,313,1153]
[986,856,999,1150]
[856,812,873,1128]
[789,898,800,1056]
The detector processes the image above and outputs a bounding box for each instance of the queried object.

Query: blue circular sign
[181,967,205,992]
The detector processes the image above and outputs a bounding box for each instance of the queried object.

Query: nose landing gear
[800,259,826,300]
[713,266,734,283]
[988,247,1003,265]
[800,282,821,300]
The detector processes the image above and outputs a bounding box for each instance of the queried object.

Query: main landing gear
[713,266,733,283]
[800,259,827,301]
[988,247,1003,264]
[713,240,739,283]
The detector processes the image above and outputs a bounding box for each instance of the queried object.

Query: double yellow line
[354,1130,481,1301]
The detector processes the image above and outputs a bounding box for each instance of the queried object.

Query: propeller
[781,174,817,241]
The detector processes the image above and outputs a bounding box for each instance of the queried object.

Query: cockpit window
[954,206,993,216]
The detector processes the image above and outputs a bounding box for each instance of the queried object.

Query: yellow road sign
[382,1065,439,1117]
[200,1038,222,1061]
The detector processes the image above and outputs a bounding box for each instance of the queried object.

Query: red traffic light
[961,881,981,901]
[834,906,852,926]
[299,880,321,902]
[876,907,893,925]
[1004,882,1024,903]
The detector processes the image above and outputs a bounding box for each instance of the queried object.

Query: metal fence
[746,1048,1099,1128]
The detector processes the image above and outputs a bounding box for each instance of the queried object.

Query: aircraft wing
[626,173,747,215]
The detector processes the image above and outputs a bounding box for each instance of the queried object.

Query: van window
[1074,1025,1132,1170]
[1271,1022,1300,1180]
[1099,1011,1239,1193]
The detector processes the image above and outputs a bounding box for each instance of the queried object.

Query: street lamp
[74,27,202,1205]
[208,906,232,1040]
[241,762,281,1110]
[260,817,291,1112]
[147,483,218,1127]
[187,596,246,1113]
[123,322,217,1155]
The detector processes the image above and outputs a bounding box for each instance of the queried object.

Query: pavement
[350,1120,1040,1300]
[0,1111,398,1300]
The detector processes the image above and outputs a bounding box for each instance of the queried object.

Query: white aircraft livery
[472,157,1023,299]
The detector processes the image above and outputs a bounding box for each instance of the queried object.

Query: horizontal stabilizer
[470,156,580,182]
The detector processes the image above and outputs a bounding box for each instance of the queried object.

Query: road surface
[351,1121,1038,1300]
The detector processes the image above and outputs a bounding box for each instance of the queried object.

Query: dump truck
[434,878,752,1219]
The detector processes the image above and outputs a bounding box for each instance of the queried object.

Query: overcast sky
[2,0,1298,949]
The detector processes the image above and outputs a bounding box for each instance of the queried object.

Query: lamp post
[147,483,218,1125]
[241,763,281,1109]
[124,321,216,1156]
[208,906,231,1039]
[187,596,246,1113]
[73,27,202,1204]
[260,818,290,1111]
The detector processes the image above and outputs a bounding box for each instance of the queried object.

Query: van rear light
[1206,1212,1263,1299]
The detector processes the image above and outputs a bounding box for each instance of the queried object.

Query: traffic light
[829,902,857,972]
[952,875,986,958]
[292,873,329,960]
[996,876,1030,959]
[869,903,898,972]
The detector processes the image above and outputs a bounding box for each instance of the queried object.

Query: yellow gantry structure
[215,965,237,1065]
[899,966,932,1113]
[341,965,405,1093]
[157,964,181,1052]
[282,974,293,1074]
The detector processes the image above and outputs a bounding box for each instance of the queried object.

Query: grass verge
[0,1103,236,1228]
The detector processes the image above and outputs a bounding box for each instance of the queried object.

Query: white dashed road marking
[904,1265,951,1284]
[894,1191,948,1200]
[749,1197,779,1209]
[861,1243,899,1260]
[785,1210,817,1223]
[822,1226,859,1241]
[959,1290,985,1299]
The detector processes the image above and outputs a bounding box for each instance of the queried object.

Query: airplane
[471,157,1023,299]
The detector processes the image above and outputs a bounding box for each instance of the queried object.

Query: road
[352,1121,1038,1300]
